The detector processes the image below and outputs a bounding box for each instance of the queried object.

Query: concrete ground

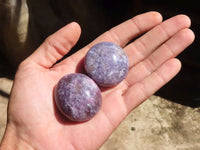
[0,77,200,150]
[0,77,13,142]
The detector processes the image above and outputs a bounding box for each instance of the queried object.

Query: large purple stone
[54,73,102,122]
[84,42,129,87]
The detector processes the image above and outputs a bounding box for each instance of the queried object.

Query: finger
[126,28,195,86]
[123,58,181,112]
[53,11,162,73]
[28,22,81,68]
[87,11,163,48]
[125,14,191,67]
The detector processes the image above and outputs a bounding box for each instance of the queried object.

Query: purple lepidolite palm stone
[84,42,129,87]
[54,73,102,122]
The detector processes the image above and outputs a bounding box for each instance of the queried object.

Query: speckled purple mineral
[54,73,102,122]
[84,42,129,87]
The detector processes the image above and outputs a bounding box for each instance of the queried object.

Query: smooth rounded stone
[54,73,102,122]
[84,42,129,87]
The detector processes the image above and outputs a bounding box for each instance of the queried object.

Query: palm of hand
[6,12,194,150]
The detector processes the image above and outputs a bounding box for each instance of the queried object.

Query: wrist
[0,124,35,150]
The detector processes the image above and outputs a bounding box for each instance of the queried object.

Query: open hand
[1,12,194,150]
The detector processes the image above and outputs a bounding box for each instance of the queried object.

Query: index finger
[56,11,163,72]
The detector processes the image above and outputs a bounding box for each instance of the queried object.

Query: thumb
[28,22,81,68]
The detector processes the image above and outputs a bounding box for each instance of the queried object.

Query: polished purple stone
[84,42,129,87]
[54,73,102,122]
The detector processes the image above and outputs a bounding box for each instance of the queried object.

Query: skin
[0,12,194,150]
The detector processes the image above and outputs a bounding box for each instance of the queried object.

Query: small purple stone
[54,73,102,122]
[84,42,129,87]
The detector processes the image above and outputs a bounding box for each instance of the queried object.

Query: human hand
[0,12,194,150]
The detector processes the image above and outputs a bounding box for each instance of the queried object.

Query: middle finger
[125,14,191,68]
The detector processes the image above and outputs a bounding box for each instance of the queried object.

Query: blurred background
[0,0,199,107]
